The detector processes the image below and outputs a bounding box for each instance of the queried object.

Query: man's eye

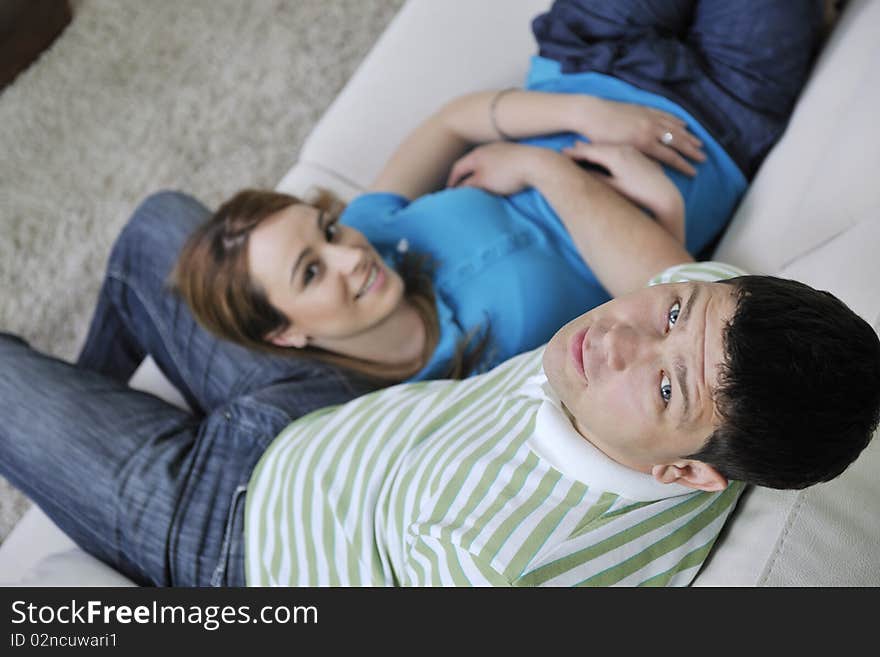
[666,300,681,331]
[324,222,339,242]
[660,372,672,406]
[303,262,319,285]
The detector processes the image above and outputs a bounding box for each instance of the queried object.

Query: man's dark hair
[688,276,880,489]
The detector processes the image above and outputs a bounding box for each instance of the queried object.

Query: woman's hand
[575,96,705,177]
[446,142,548,195]
[563,141,685,243]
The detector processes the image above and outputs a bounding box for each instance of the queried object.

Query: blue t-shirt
[340,56,747,380]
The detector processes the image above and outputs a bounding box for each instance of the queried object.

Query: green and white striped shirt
[245,262,747,586]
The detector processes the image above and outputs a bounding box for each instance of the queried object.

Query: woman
[1,0,828,586]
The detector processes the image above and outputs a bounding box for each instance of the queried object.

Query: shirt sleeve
[510,482,745,587]
[648,261,748,286]
[338,192,410,232]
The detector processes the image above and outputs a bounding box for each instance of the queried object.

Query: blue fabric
[342,190,608,380]
[531,0,825,178]
[77,190,379,416]
[342,58,747,381]
[522,56,747,255]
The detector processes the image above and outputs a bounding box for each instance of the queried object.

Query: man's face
[542,282,737,484]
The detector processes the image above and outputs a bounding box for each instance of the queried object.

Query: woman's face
[247,202,405,349]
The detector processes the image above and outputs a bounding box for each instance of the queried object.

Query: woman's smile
[355,262,385,300]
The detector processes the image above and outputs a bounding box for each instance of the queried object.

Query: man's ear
[265,325,308,349]
[651,460,728,492]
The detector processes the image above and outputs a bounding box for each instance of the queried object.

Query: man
[244,260,880,586]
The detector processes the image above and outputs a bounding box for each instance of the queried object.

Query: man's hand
[575,96,705,176]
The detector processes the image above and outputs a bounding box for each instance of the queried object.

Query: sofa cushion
[5,544,136,587]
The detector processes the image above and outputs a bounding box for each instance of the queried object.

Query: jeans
[0,333,267,585]
[0,191,378,585]
[533,0,825,178]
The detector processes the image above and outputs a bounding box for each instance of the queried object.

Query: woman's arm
[561,141,685,244]
[447,142,692,297]
[370,90,704,199]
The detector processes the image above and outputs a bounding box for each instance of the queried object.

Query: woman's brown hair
[172,188,486,382]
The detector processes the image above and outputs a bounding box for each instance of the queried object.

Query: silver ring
[660,131,675,146]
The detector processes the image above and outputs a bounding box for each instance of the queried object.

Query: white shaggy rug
[0,0,404,543]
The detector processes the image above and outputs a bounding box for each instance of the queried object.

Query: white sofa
[1,0,878,586]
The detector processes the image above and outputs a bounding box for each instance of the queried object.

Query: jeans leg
[688,0,824,116]
[0,333,196,584]
[532,0,696,41]
[683,0,824,174]
[0,333,277,586]
[531,0,697,89]
[76,277,147,385]
[77,190,210,410]
[168,393,291,587]
[78,190,379,416]
[531,0,824,177]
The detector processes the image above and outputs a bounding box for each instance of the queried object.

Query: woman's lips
[355,262,385,299]
[370,265,385,294]
[570,327,588,382]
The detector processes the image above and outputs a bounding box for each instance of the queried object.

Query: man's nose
[604,324,652,371]
[323,243,363,274]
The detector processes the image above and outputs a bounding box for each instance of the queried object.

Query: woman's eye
[660,372,672,406]
[324,222,339,242]
[303,262,319,285]
[666,300,681,331]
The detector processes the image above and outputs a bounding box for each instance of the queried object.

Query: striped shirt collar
[520,371,695,502]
